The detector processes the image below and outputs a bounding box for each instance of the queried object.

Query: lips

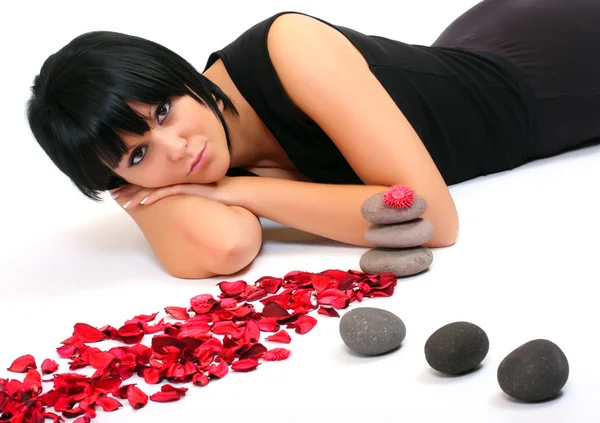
[188,144,207,176]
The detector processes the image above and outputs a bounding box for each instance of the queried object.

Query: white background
[1,0,599,422]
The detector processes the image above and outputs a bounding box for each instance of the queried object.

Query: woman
[27,0,600,278]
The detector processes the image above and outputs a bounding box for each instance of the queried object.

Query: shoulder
[266,12,354,59]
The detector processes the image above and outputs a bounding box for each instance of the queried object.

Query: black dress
[205,2,598,186]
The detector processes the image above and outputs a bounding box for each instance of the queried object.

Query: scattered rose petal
[262,302,290,318]
[95,397,122,412]
[164,306,189,320]
[41,359,59,375]
[208,360,228,379]
[262,348,291,361]
[150,390,181,402]
[73,323,106,343]
[124,312,159,325]
[265,330,292,344]
[318,306,341,318]
[126,385,148,410]
[293,315,318,334]
[218,280,247,297]
[317,289,350,309]
[231,358,260,372]
[7,354,37,373]
[0,267,400,423]
[257,276,283,294]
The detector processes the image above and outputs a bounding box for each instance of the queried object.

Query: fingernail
[123,200,131,209]
[111,193,119,199]
[140,197,148,205]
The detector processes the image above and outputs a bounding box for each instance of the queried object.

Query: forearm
[229,177,390,247]
[230,177,457,248]
[125,196,261,278]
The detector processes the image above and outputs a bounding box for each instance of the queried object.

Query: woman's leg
[432,0,600,160]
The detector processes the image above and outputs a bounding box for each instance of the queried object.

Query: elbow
[424,216,459,248]
[166,228,263,280]
[212,239,262,276]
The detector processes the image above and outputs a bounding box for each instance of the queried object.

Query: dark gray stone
[497,339,569,402]
[339,307,406,356]
[365,219,433,248]
[359,247,433,277]
[361,192,428,224]
[425,322,489,375]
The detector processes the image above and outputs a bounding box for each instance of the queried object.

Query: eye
[156,98,171,124]
[129,145,147,167]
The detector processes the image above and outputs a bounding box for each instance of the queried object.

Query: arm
[122,195,262,278]
[265,14,459,247]
[228,176,393,247]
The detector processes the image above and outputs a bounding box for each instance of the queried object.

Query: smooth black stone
[497,339,569,402]
[339,307,406,356]
[424,322,489,375]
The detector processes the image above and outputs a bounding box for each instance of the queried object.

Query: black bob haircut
[27,31,238,201]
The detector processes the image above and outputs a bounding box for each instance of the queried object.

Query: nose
[158,132,189,161]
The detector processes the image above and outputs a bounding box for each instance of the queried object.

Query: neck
[203,60,285,170]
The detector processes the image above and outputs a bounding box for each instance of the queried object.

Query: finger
[122,188,155,210]
[139,186,182,206]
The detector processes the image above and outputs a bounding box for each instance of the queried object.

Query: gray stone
[425,322,489,375]
[365,219,433,248]
[361,192,427,224]
[497,339,569,402]
[359,247,433,277]
[339,307,406,356]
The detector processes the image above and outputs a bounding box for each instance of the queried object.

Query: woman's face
[112,95,230,188]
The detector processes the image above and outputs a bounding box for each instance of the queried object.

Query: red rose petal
[257,276,283,294]
[116,324,145,344]
[208,360,228,379]
[317,306,341,318]
[311,274,334,292]
[7,354,37,373]
[96,397,122,412]
[92,378,122,394]
[41,359,59,375]
[73,323,106,343]
[212,321,237,335]
[262,302,290,318]
[262,348,291,361]
[265,330,292,344]
[192,373,209,387]
[161,384,188,396]
[217,280,247,297]
[231,358,260,372]
[150,390,181,402]
[293,315,317,334]
[124,312,159,325]
[244,286,268,302]
[164,306,189,320]
[317,289,350,309]
[23,369,42,393]
[240,344,267,359]
[126,385,148,410]
[257,317,280,332]
[56,345,77,358]
[355,290,365,302]
[190,294,217,314]
[244,320,260,343]
[42,412,63,423]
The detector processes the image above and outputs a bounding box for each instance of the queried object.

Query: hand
[109,178,236,210]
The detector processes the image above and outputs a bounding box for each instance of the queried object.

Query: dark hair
[27,31,238,201]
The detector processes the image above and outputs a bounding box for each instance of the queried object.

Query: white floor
[2,1,599,422]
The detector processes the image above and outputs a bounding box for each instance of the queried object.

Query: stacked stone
[359,187,434,277]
